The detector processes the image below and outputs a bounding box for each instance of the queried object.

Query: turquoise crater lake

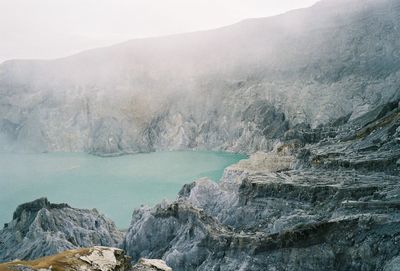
[0,151,245,228]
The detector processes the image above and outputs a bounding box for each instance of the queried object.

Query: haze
[0,0,319,63]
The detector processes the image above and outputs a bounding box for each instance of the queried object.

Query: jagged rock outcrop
[0,247,131,271]
[1,0,400,155]
[123,102,400,270]
[79,246,131,271]
[0,198,123,262]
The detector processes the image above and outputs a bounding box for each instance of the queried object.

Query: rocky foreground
[0,247,171,271]
[0,100,399,270]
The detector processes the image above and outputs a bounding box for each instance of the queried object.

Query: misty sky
[0,0,319,63]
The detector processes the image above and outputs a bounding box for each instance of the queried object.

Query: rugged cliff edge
[0,198,123,262]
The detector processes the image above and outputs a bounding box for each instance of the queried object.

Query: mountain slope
[1,0,399,155]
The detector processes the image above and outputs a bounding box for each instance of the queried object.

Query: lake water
[0,151,245,228]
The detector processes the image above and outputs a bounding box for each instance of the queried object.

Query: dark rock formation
[12,197,69,221]
[300,100,400,173]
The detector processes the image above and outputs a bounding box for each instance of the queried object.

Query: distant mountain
[0,0,399,155]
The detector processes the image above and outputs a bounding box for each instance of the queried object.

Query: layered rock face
[123,102,400,271]
[1,0,400,155]
[300,101,400,173]
[0,198,123,262]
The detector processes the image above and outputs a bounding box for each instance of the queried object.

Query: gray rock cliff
[123,101,400,270]
[0,198,123,262]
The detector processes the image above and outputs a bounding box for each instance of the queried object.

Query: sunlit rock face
[132,258,172,271]
[0,247,171,271]
[0,247,132,271]
[79,247,131,271]
[1,0,400,155]
[0,198,123,262]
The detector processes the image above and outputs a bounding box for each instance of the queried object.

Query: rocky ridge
[0,198,123,262]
